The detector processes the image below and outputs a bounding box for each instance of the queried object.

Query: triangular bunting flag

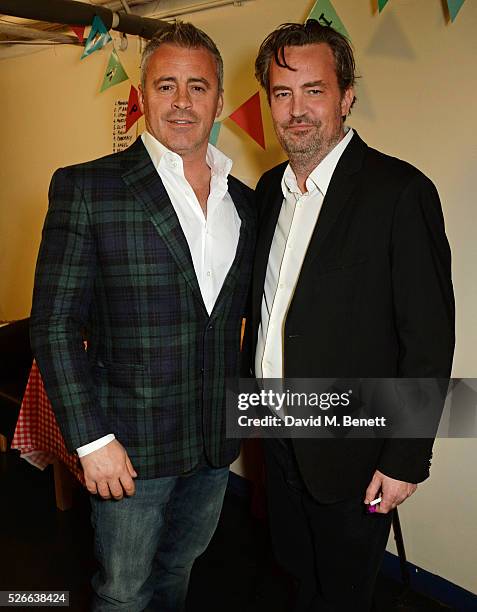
[70,25,85,43]
[100,49,129,92]
[209,122,222,147]
[125,85,143,133]
[81,15,112,59]
[228,92,265,149]
[307,0,350,39]
[447,0,466,22]
[378,0,389,12]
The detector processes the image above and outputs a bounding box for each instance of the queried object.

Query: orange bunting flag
[125,85,143,133]
[228,92,265,149]
[70,25,85,43]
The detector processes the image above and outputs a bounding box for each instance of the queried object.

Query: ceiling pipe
[119,0,133,14]
[0,22,77,43]
[131,0,248,19]
[0,0,169,39]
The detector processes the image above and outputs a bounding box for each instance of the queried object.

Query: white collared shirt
[142,131,241,316]
[255,128,354,379]
[77,132,241,457]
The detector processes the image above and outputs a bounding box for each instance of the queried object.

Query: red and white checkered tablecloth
[11,361,85,485]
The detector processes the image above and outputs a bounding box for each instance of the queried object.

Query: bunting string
[66,3,468,151]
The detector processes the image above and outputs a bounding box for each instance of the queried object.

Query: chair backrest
[0,318,33,383]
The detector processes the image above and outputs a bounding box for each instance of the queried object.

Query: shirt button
[207,270,212,276]
[279,283,284,289]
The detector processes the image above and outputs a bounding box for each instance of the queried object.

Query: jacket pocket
[92,361,145,402]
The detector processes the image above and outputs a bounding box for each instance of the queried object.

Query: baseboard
[381,551,477,611]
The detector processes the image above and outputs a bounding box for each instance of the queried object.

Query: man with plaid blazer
[30,23,255,612]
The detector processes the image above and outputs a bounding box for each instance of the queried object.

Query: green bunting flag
[209,122,222,146]
[100,49,129,92]
[307,0,350,39]
[447,0,466,22]
[378,0,389,12]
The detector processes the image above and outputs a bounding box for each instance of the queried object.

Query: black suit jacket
[249,132,454,503]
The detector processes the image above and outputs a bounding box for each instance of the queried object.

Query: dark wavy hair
[255,19,357,109]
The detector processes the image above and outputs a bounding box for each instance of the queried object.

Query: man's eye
[191,85,206,93]
[275,91,290,99]
[308,89,322,95]
[158,84,173,92]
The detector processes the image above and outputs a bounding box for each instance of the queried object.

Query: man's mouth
[286,123,314,130]
[168,119,195,125]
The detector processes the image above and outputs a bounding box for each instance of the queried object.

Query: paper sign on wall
[113,100,135,152]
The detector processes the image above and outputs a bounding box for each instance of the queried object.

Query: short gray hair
[141,21,224,92]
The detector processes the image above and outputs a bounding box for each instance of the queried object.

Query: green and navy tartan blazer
[30,138,256,478]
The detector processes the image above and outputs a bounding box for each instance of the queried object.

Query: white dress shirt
[255,128,354,380]
[77,131,241,458]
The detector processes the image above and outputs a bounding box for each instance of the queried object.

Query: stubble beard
[276,116,343,177]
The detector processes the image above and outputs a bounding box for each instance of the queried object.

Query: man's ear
[341,86,355,118]
[215,91,224,119]
[138,84,145,115]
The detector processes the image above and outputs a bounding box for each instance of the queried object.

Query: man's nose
[290,93,306,118]
[173,86,192,110]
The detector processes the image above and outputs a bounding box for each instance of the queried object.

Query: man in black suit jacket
[249,20,454,611]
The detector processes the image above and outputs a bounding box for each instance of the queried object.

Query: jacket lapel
[121,139,206,313]
[252,164,287,325]
[209,176,254,319]
[251,134,368,351]
[296,131,367,275]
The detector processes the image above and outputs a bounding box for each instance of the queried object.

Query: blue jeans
[89,465,229,611]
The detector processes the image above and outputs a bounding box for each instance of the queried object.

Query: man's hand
[79,439,138,500]
[364,470,417,514]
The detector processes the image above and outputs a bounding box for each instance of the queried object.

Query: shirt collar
[281,127,354,198]
[141,131,232,179]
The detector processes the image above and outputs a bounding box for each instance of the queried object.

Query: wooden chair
[0,318,32,450]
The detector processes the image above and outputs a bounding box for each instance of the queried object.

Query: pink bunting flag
[70,25,85,43]
[228,92,265,149]
[125,85,143,133]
